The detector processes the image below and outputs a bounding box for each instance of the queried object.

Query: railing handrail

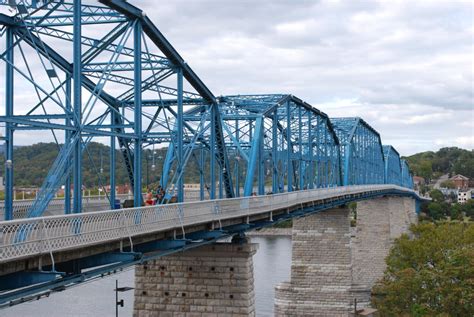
[0,184,418,262]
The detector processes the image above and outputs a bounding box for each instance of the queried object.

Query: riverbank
[246,228,292,236]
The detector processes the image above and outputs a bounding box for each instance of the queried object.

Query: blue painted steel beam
[177,67,184,202]
[4,26,14,220]
[133,19,142,207]
[73,0,82,214]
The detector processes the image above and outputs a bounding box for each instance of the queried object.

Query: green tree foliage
[429,189,444,202]
[372,222,474,316]
[440,180,455,189]
[405,147,474,180]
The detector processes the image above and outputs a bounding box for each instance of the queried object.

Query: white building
[0,176,4,191]
[458,189,472,204]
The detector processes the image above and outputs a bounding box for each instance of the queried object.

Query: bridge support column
[275,207,353,316]
[351,196,417,306]
[133,242,258,317]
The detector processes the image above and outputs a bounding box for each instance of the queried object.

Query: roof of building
[451,174,469,180]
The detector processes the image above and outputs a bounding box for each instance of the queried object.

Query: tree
[461,200,474,218]
[419,160,433,182]
[426,202,447,220]
[429,189,444,203]
[372,222,474,316]
[440,180,455,189]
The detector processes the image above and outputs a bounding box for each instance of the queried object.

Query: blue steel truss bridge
[0,0,424,307]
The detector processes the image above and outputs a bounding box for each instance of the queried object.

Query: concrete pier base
[275,207,353,317]
[133,242,258,317]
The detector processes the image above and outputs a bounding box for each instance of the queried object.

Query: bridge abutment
[133,242,258,317]
[275,207,353,316]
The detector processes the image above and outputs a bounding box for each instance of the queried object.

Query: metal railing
[0,191,208,220]
[0,185,414,263]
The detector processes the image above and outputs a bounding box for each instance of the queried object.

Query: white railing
[0,191,210,220]
[0,185,415,263]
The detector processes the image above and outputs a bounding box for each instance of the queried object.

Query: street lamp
[114,279,133,317]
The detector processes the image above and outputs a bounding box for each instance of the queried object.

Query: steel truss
[0,0,413,220]
[331,117,385,186]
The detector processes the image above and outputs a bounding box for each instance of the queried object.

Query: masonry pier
[133,242,258,317]
[275,197,417,316]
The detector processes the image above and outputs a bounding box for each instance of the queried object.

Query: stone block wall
[351,197,392,292]
[133,242,258,317]
[275,207,353,317]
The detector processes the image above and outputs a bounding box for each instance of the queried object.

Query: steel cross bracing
[383,145,403,186]
[331,117,385,186]
[401,159,414,189]
[0,0,414,223]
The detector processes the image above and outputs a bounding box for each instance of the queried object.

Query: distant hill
[0,143,472,187]
[0,142,170,188]
[403,147,474,181]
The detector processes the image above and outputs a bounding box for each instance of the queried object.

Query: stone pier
[275,207,353,316]
[275,197,418,316]
[352,196,418,305]
[133,242,258,317]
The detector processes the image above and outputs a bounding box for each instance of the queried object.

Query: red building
[450,174,469,189]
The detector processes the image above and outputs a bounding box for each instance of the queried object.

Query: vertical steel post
[133,20,142,207]
[65,76,71,214]
[316,116,320,188]
[298,106,303,190]
[4,27,14,220]
[110,111,116,209]
[258,119,264,195]
[218,170,223,199]
[176,67,184,202]
[344,144,351,186]
[286,101,292,192]
[308,111,313,189]
[234,120,240,197]
[272,110,278,193]
[210,105,216,199]
[199,147,204,200]
[73,0,82,213]
[243,116,262,196]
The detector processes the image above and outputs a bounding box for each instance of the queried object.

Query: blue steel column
[65,77,71,214]
[308,111,314,189]
[272,111,278,193]
[110,111,116,209]
[210,105,216,199]
[199,148,204,200]
[133,20,142,207]
[235,120,240,197]
[243,116,262,196]
[176,68,184,202]
[219,170,223,198]
[258,119,264,195]
[73,0,82,213]
[298,106,303,190]
[4,27,14,220]
[316,116,321,187]
[286,101,292,192]
[343,143,351,186]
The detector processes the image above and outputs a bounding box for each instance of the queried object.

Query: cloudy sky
[134,0,473,156]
